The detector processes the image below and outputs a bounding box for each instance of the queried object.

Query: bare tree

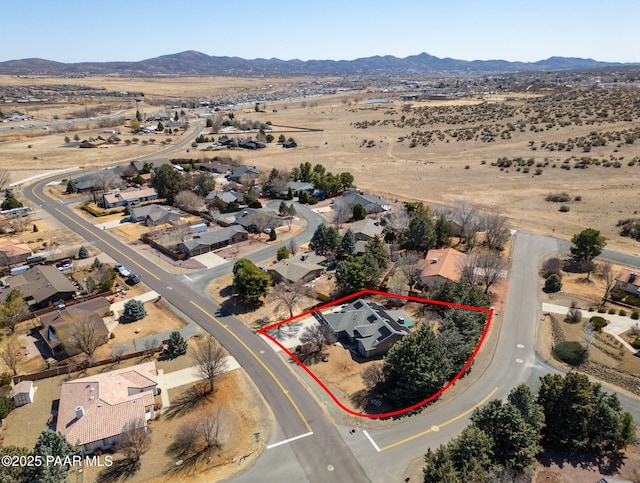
[481,211,510,251]
[463,251,508,294]
[299,325,336,354]
[173,221,192,243]
[453,201,479,249]
[195,406,225,450]
[0,337,23,376]
[92,169,122,192]
[268,281,313,319]
[397,250,423,292]
[192,336,227,393]
[583,322,595,351]
[361,362,385,390]
[0,289,29,334]
[565,302,583,324]
[598,261,617,304]
[121,165,138,181]
[332,199,352,228]
[61,313,107,364]
[387,270,408,296]
[119,417,151,462]
[174,190,203,212]
[0,169,10,193]
[288,237,298,256]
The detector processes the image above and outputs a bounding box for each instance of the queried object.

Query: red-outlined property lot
[259,289,493,419]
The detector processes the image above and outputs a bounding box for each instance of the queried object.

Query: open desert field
[2,74,640,254]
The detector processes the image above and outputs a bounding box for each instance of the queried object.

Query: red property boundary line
[259,289,493,419]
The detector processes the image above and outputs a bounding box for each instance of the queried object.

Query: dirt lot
[2,75,640,256]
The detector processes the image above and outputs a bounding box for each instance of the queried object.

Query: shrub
[269,230,277,241]
[121,299,147,323]
[587,307,594,312]
[0,396,14,419]
[545,192,570,202]
[544,274,562,293]
[597,306,607,313]
[553,341,587,366]
[565,305,583,324]
[559,205,570,212]
[78,246,89,259]
[619,309,627,317]
[276,246,289,261]
[590,316,608,331]
[540,257,563,279]
[608,308,617,314]
[631,311,640,320]
[632,338,640,350]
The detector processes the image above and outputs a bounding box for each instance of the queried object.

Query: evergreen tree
[65,180,78,194]
[150,163,185,204]
[232,259,271,303]
[165,331,188,358]
[122,299,147,323]
[362,235,388,286]
[335,256,368,295]
[136,110,142,122]
[434,213,451,247]
[383,323,453,406]
[352,203,366,221]
[276,246,290,261]
[77,246,89,259]
[309,223,340,255]
[339,229,356,257]
[29,430,80,483]
[405,204,435,252]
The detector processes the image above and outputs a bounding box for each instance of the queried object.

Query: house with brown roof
[615,268,640,297]
[37,298,111,358]
[56,361,159,455]
[2,265,76,309]
[0,238,31,266]
[419,247,468,288]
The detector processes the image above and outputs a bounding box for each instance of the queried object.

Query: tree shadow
[219,296,262,316]
[166,443,222,476]
[96,457,140,482]
[537,447,626,476]
[163,382,213,420]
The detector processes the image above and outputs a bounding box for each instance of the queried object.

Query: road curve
[24,178,369,483]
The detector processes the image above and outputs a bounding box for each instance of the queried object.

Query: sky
[3,0,638,64]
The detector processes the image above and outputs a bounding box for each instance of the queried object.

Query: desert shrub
[623,294,640,307]
[590,316,608,331]
[633,338,640,350]
[597,306,607,313]
[587,307,594,312]
[608,308,617,315]
[631,311,640,320]
[617,218,640,241]
[553,341,587,366]
[619,309,627,317]
[574,195,582,201]
[565,304,583,324]
[544,274,562,293]
[559,205,570,212]
[0,396,14,419]
[546,192,570,202]
[541,257,563,279]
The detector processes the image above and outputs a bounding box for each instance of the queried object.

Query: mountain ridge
[0,51,632,76]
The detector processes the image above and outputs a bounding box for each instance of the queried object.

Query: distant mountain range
[0,51,630,76]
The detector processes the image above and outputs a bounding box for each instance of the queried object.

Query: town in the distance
[0,54,640,483]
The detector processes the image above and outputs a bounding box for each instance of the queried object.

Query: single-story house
[130,159,171,175]
[615,269,640,297]
[37,297,111,357]
[341,190,390,214]
[267,253,326,285]
[205,190,244,209]
[227,165,260,183]
[103,187,158,208]
[197,161,234,175]
[348,218,384,242]
[321,299,411,358]
[11,380,34,407]
[56,361,159,455]
[233,208,282,233]
[130,204,182,226]
[79,136,107,148]
[420,247,468,288]
[0,238,31,266]
[282,181,314,197]
[282,140,297,148]
[178,226,248,257]
[68,173,99,193]
[2,265,76,310]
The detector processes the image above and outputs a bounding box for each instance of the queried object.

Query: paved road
[25,178,368,483]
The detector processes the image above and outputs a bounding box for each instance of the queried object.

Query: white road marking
[516,344,525,349]
[266,431,314,449]
[183,275,192,281]
[515,358,524,364]
[363,430,381,452]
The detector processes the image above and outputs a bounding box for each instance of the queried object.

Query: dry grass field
[2,75,640,256]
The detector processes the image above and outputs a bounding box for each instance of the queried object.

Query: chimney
[630,272,638,283]
[75,406,84,419]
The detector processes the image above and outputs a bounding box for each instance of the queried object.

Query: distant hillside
[0,51,629,77]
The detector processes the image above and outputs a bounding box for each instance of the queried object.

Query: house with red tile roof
[419,247,468,288]
[56,361,158,454]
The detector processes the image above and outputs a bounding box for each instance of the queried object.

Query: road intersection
[24,175,640,482]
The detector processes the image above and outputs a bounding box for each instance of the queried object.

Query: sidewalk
[542,302,639,353]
